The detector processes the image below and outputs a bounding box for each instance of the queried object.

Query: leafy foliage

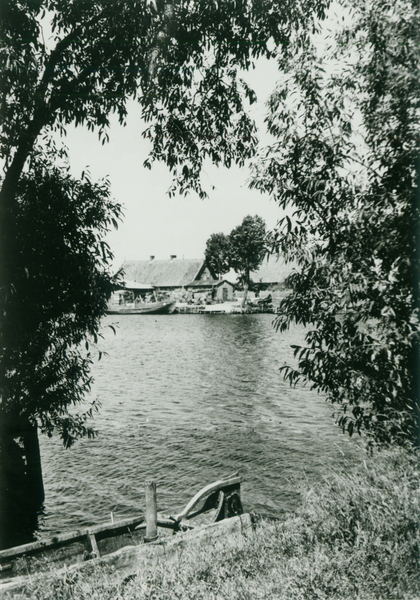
[229,214,267,283]
[204,215,267,303]
[0,0,329,203]
[251,0,420,446]
[0,0,329,444]
[1,147,122,447]
[204,232,231,279]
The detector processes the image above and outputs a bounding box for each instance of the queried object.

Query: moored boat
[106,281,177,314]
[0,475,243,583]
[106,299,177,315]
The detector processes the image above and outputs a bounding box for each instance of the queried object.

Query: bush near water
[17,446,419,600]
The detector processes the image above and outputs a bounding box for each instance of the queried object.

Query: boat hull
[0,476,242,583]
[106,300,176,315]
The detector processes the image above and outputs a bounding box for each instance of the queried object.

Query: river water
[38,314,357,537]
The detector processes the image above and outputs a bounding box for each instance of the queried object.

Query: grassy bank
[10,447,420,600]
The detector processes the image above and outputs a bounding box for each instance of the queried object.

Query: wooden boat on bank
[0,475,243,584]
[106,298,177,315]
[106,280,177,315]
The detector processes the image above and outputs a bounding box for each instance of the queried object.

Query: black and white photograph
[0,0,419,597]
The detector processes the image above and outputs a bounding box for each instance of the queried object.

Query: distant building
[185,279,234,302]
[251,254,296,289]
[121,256,217,293]
[120,254,294,301]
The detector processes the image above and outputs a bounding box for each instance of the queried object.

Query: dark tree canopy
[251,0,420,446]
[1,146,122,446]
[0,0,329,209]
[204,232,231,279]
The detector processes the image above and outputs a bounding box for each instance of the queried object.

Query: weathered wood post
[144,480,157,542]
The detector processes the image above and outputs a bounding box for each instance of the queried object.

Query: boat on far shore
[106,299,176,315]
[106,280,176,315]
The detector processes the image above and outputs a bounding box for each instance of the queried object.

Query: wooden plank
[0,515,145,561]
[0,530,87,560]
[213,491,225,522]
[88,534,100,558]
[171,476,241,523]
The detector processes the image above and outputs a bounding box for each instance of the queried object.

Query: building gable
[194,263,216,282]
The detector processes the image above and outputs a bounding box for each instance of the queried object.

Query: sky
[58,3,347,272]
[38,2,348,272]
[62,59,283,271]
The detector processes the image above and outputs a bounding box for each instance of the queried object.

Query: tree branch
[0,2,121,214]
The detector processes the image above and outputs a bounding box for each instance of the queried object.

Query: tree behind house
[205,233,231,280]
[229,215,267,307]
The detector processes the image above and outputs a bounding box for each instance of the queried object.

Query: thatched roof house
[251,254,296,288]
[121,256,217,290]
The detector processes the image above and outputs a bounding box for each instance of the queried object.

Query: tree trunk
[241,275,249,309]
[0,415,44,549]
[21,421,45,506]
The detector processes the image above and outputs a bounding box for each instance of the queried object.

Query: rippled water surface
[39,314,356,536]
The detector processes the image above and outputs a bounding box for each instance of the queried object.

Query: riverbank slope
[6,446,419,600]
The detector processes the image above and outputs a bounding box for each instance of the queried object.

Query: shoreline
[3,447,419,599]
